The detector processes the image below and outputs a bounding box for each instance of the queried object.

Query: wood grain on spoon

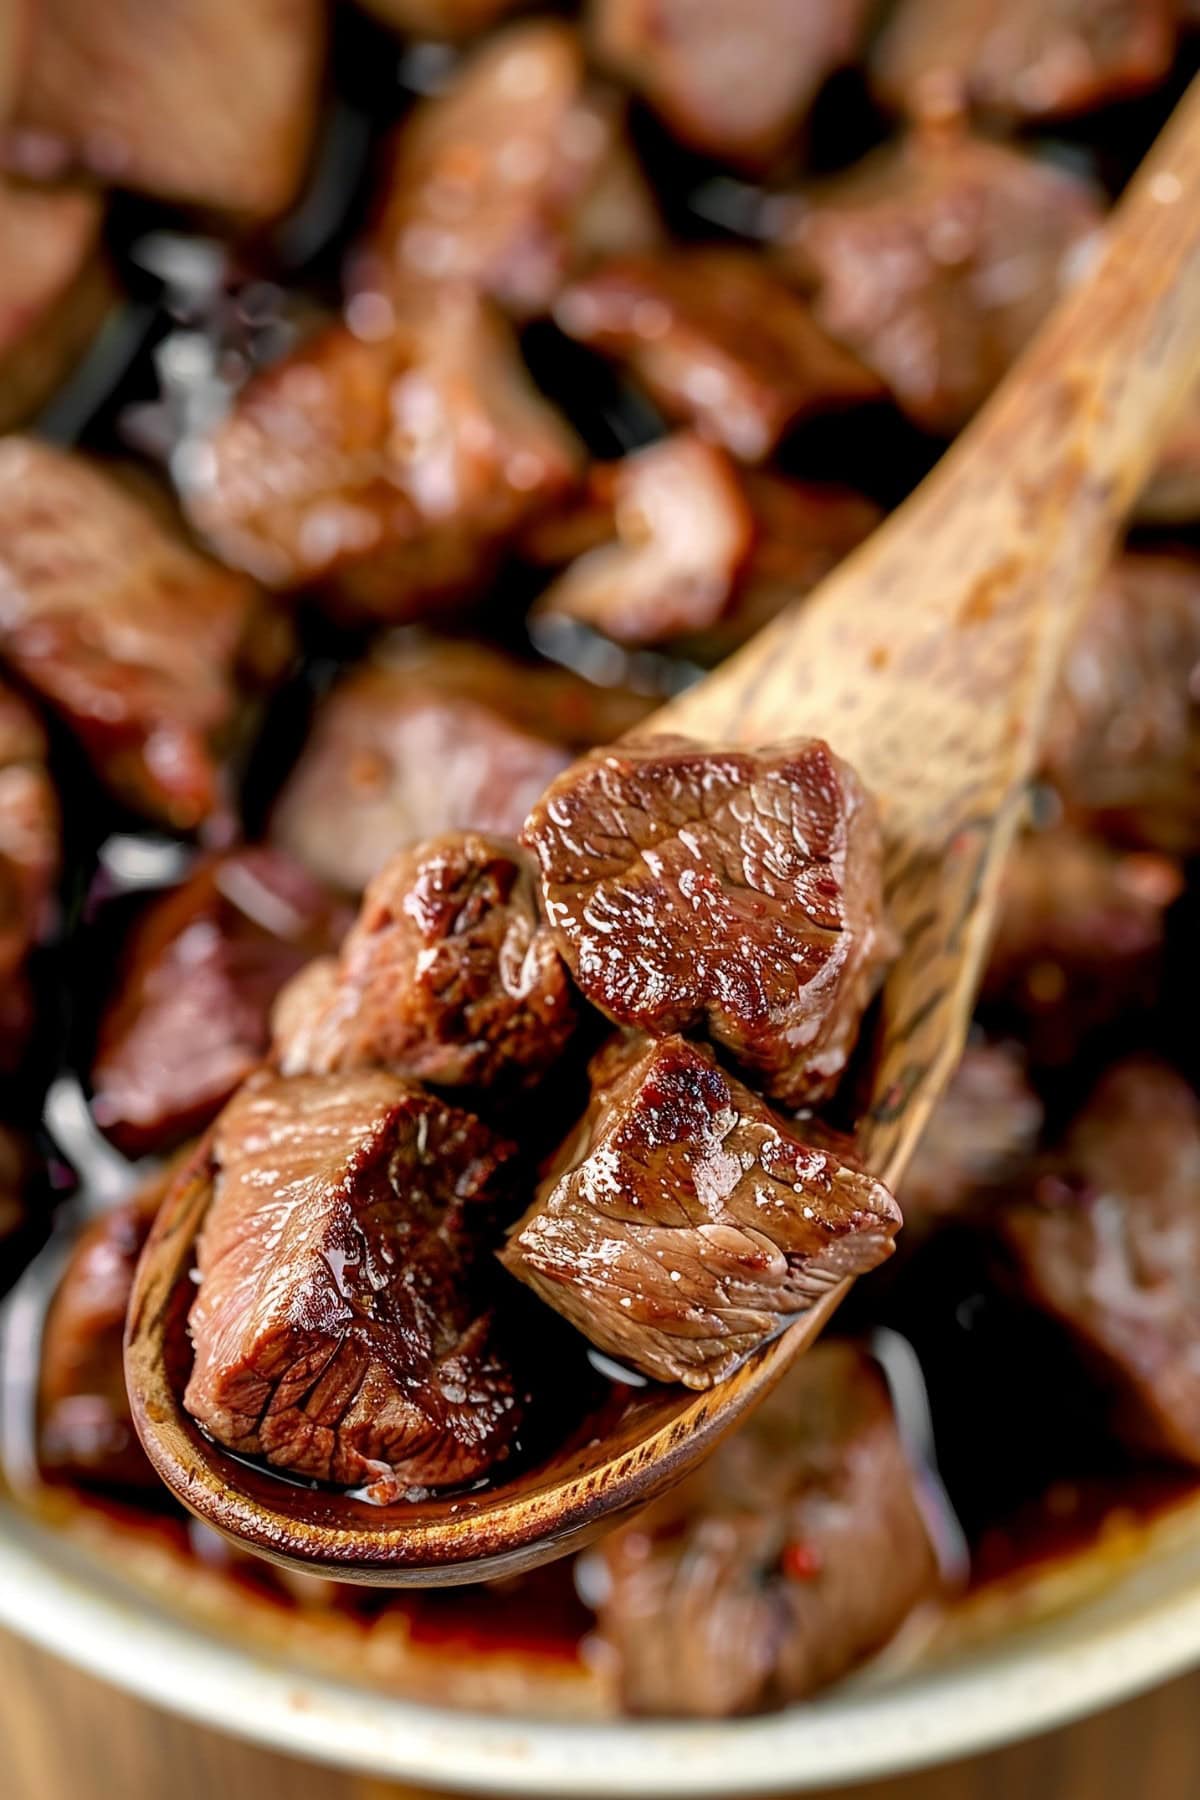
[126,79,1200,1585]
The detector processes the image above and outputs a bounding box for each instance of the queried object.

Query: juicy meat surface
[271,640,652,894]
[1,0,324,219]
[997,1060,1200,1466]
[522,735,892,1107]
[555,249,883,463]
[590,0,875,169]
[0,438,286,830]
[900,1041,1043,1232]
[186,1070,523,1494]
[1042,552,1200,855]
[183,298,581,620]
[777,129,1102,435]
[348,20,659,320]
[91,849,350,1158]
[501,1035,901,1388]
[0,678,59,1067]
[275,833,575,1092]
[0,178,111,432]
[588,1341,939,1711]
[872,0,1176,125]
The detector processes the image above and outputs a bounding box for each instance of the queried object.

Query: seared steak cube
[91,849,349,1158]
[997,1060,1200,1465]
[348,21,659,321]
[501,1036,900,1388]
[872,0,1176,127]
[275,833,575,1092]
[185,1071,523,1495]
[0,439,286,831]
[183,298,581,620]
[0,179,112,432]
[2,0,324,219]
[555,249,882,463]
[590,0,875,170]
[900,1041,1042,1232]
[271,640,652,894]
[776,129,1102,436]
[522,736,891,1107]
[587,1341,939,1712]
[0,679,59,1066]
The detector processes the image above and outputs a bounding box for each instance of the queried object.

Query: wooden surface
[4,1625,1200,1800]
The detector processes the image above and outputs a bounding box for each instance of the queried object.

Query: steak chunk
[522,736,891,1107]
[776,130,1102,436]
[587,1341,939,1712]
[91,849,349,1158]
[0,679,59,1066]
[271,640,651,894]
[349,21,659,321]
[2,0,324,219]
[275,833,575,1092]
[900,1041,1042,1232]
[590,0,875,170]
[501,1036,900,1388]
[185,1071,522,1495]
[997,1061,1200,1466]
[1043,553,1200,855]
[0,439,286,831]
[872,0,1176,126]
[555,249,882,463]
[0,179,112,432]
[183,297,580,620]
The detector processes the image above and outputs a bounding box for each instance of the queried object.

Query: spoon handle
[664,75,1200,1187]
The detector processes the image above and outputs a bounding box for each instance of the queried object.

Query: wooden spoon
[126,81,1200,1585]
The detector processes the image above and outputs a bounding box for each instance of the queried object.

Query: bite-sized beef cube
[0,678,59,1066]
[0,439,288,831]
[776,129,1102,436]
[590,0,875,170]
[872,0,1176,127]
[90,848,349,1159]
[522,736,891,1107]
[271,638,652,894]
[555,249,883,463]
[0,179,112,433]
[275,833,575,1092]
[1,0,324,219]
[185,1070,522,1496]
[502,1036,900,1388]
[356,0,525,36]
[997,1060,1200,1465]
[586,1341,939,1712]
[900,1041,1042,1232]
[1042,553,1200,855]
[39,1165,171,1491]
[182,297,581,620]
[348,21,660,321]
[983,827,1181,1065]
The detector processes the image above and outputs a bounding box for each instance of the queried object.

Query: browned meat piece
[776,129,1103,436]
[900,1042,1042,1231]
[1,0,325,219]
[0,1125,34,1253]
[983,827,1181,1066]
[183,298,581,621]
[872,0,1176,126]
[1043,553,1200,854]
[590,0,875,170]
[523,736,891,1107]
[0,179,112,432]
[185,1070,522,1496]
[271,639,652,894]
[357,0,525,36]
[275,833,575,1092]
[997,1061,1200,1465]
[555,250,882,462]
[90,849,349,1158]
[39,1166,172,1491]
[589,1340,939,1712]
[0,439,288,831]
[0,679,59,1066]
[348,21,660,321]
[502,1036,899,1387]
